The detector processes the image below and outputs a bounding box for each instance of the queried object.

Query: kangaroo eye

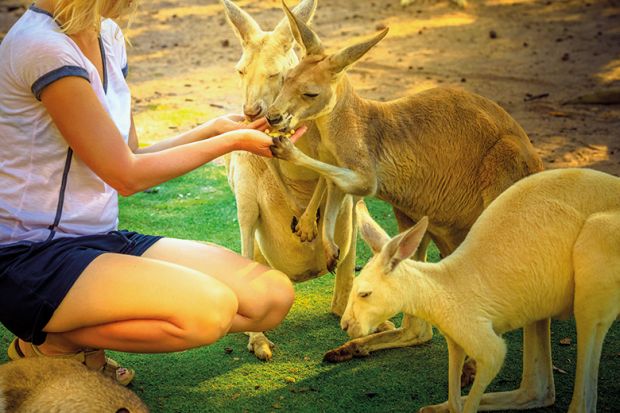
[303,92,319,98]
[269,73,279,79]
[237,69,246,76]
[359,291,372,298]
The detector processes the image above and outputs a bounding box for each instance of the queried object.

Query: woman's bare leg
[140,238,295,333]
[25,240,292,356]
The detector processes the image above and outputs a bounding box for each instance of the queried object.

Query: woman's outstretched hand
[212,114,268,135]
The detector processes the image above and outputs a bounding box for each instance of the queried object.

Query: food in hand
[265,129,295,139]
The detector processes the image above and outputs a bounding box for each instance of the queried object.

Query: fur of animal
[342,168,620,413]
[267,1,543,361]
[221,0,358,361]
[0,357,148,413]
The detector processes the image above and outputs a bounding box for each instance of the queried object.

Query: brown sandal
[7,338,135,386]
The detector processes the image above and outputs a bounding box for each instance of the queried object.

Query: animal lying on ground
[267,0,543,362]
[221,0,358,361]
[341,168,620,413]
[0,357,148,413]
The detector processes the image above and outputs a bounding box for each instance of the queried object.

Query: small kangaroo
[221,0,358,361]
[0,358,148,413]
[268,1,543,361]
[343,168,620,413]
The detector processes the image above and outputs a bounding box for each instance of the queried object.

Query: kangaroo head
[266,1,388,131]
[222,0,317,120]
[341,201,428,339]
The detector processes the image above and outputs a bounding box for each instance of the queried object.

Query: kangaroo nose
[266,113,283,126]
[341,321,349,332]
[243,103,262,120]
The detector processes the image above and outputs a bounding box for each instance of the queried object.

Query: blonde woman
[0,0,305,385]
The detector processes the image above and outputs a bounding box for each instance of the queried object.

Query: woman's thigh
[43,252,238,334]
[141,238,294,322]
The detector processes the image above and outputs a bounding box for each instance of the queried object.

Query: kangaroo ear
[383,217,428,271]
[282,0,324,55]
[273,0,317,48]
[222,0,263,46]
[356,200,390,254]
[328,28,389,74]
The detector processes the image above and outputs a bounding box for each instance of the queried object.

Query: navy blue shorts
[0,230,162,345]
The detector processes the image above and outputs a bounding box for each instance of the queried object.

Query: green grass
[1,164,618,412]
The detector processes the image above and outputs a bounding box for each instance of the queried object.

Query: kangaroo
[267,1,544,362]
[221,0,358,361]
[0,358,148,413]
[343,168,620,413]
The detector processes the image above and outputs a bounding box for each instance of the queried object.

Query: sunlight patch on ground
[131,68,242,145]
[151,4,222,20]
[597,59,620,84]
[536,135,610,169]
[486,0,539,5]
[382,12,476,38]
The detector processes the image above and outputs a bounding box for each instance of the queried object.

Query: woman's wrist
[195,119,219,140]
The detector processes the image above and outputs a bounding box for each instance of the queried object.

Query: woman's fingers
[247,117,268,130]
[226,113,246,122]
[289,125,308,144]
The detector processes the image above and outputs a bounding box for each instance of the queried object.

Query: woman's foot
[7,338,135,386]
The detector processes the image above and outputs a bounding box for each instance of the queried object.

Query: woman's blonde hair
[53,0,139,35]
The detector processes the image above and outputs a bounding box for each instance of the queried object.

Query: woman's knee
[252,269,295,328]
[181,283,239,346]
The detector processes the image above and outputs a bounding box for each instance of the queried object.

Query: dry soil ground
[2,0,619,175]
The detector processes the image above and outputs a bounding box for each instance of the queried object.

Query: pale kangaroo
[221,0,358,361]
[343,168,620,413]
[0,358,148,413]
[268,2,544,362]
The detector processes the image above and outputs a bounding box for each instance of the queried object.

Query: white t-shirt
[0,5,131,245]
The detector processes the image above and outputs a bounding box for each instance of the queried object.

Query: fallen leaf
[553,365,568,374]
[559,337,572,346]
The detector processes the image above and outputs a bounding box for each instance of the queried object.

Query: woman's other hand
[212,114,268,135]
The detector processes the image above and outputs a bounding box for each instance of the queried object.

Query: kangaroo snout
[266,112,284,127]
[243,102,264,120]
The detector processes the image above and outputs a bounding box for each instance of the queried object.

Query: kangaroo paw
[374,320,397,332]
[269,136,299,161]
[419,403,450,413]
[295,214,319,242]
[326,245,340,274]
[247,334,275,361]
[323,341,369,363]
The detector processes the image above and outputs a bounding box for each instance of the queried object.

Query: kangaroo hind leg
[569,210,620,413]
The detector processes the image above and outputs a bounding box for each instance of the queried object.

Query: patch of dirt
[2,0,619,175]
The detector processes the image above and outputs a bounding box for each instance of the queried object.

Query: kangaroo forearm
[288,150,376,196]
[303,177,326,218]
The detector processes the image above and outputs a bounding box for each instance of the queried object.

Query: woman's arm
[41,77,280,196]
[128,113,265,154]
